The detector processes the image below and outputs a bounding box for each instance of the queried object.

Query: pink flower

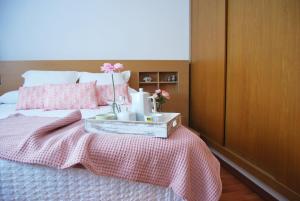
[100,63,124,73]
[161,90,170,100]
[152,89,170,111]
[113,63,124,70]
[101,63,115,73]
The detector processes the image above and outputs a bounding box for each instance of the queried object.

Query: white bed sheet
[0,103,126,119]
[0,103,183,201]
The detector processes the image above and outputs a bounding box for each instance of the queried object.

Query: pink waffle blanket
[0,111,222,201]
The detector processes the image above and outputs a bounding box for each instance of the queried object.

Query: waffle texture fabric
[0,111,222,201]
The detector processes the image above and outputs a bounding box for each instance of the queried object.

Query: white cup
[117,112,136,121]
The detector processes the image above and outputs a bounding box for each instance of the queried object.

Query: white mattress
[0,159,182,201]
[0,104,184,201]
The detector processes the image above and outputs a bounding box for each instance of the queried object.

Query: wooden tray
[84,113,181,138]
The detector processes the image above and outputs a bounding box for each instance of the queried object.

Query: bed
[0,69,222,201]
[0,104,184,201]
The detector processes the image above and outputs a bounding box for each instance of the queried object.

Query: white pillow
[0,90,18,104]
[22,70,80,87]
[79,71,131,85]
[128,87,137,94]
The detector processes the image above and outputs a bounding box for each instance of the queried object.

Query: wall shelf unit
[138,71,178,93]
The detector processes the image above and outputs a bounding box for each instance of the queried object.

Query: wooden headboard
[0,60,189,125]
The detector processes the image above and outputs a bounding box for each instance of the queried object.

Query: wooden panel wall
[191,0,300,199]
[0,60,189,125]
[226,0,300,199]
[190,0,226,144]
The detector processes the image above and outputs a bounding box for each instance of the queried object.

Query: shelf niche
[138,71,178,93]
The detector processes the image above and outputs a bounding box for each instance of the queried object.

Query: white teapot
[130,88,152,121]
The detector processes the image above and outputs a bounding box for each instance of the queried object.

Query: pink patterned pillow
[96,84,131,106]
[16,86,45,110]
[44,82,98,110]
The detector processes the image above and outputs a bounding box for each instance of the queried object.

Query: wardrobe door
[226,0,300,198]
[191,0,226,145]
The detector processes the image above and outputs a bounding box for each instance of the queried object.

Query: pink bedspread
[0,111,222,201]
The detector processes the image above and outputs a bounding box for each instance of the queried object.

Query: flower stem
[111,74,116,103]
[111,74,121,113]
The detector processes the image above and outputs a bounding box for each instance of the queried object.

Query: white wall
[0,0,190,60]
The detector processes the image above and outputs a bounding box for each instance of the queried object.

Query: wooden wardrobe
[191,0,300,200]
